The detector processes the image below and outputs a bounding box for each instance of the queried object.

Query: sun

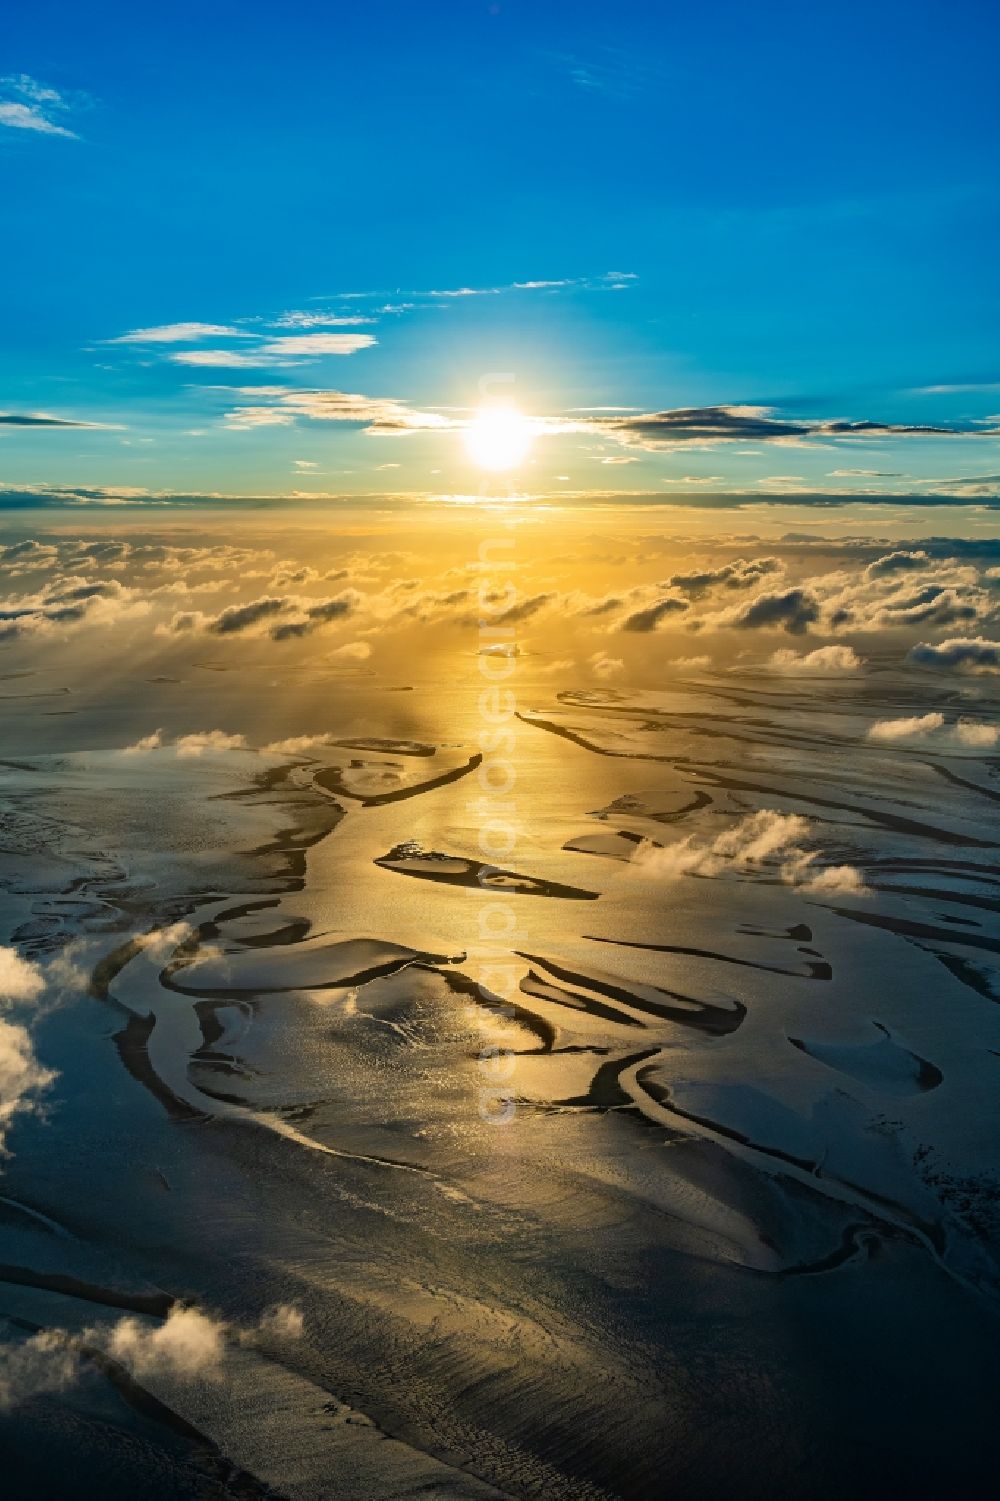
[463,404,534,472]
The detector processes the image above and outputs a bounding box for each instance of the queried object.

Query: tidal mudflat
[1,515,999,1499]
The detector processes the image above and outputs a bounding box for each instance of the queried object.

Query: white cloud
[108,323,252,344]
[0,76,79,139]
[270,311,375,329]
[0,1018,55,1155]
[170,349,297,368]
[254,1304,304,1340]
[0,949,46,1004]
[0,576,150,641]
[108,1304,226,1381]
[0,1329,81,1411]
[121,729,164,753]
[953,719,1000,748]
[224,388,448,433]
[769,644,864,674]
[0,947,54,1156]
[633,810,868,894]
[261,734,329,754]
[0,1301,304,1410]
[121,728,249,759]
[867,711,999,748]
[258,333,377,356]
[802,864,869,894]
[590,650,624,679]
[170,332,376,368]
[326,640,371,662]
[867,712,945,742]
[174,730,247,757]
[136,923,193,958]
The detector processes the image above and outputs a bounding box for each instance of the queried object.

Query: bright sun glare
[463,404,534,472]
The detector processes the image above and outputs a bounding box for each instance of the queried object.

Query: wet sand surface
[2,663,1000,1499]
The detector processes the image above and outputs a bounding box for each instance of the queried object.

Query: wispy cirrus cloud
[253,333,376,357]
[147,334,376,368]
[106,274,628,371]
[0,411,114,429]
[223,388,448,432]
[0,75,82,139]
[107,323,255,345]
[268,311,376,329]
[313,271,636,302]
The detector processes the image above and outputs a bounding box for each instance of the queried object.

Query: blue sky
[2,0,999,501]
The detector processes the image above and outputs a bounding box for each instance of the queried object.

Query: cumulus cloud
[769,644,864,673]
[633,810,867,894]
[116,729,245,758]
[619,595,689,632]
[0,1300,304,1411]
[135,923,194,958]
[254,1304,305,1340]
[864,550,931,579]
[866,712,999,748]
[953,719,1000,748]
[0,1327,81,1411]
[590,651,624,679]
[0,1018,55,1156]
[0,538,59,562]
[121,729,164,753]
[271,594,360,640]
[686,553,996,639]
[816,559,996,634]
[666,556,782,596]
[867,712,945,742]
[906,637,1000,674]
[261,734,329,754]
[108,1304,226,1381]
[209,596,290,635]
[163,590,360,641]
[803,865,869,894]
[479,591,556,626]
[261,735,330,756]
[0,950,46,1004]
[697,586,821,635]
[0,948,54,1157]
[175,730,247,757]
[0,576,149,641]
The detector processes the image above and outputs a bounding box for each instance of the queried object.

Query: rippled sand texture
[2,660,1000,1496]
